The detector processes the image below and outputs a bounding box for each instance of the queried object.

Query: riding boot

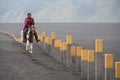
[23,33,26,42]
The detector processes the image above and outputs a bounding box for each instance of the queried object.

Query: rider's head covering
[27,13,31,16]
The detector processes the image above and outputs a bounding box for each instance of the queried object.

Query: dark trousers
[23,28,39,42]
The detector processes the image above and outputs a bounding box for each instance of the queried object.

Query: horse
[25,24,35,53]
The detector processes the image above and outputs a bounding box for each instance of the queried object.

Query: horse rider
[23,13,40,42]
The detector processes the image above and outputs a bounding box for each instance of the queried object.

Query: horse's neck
[29,29,33,37]
[28,28,30,33]
[27,29,32,38]
[27,29,34,43]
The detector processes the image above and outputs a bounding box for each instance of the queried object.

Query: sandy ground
[0,33,81,80]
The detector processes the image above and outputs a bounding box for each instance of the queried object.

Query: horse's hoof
[28,51,32,54]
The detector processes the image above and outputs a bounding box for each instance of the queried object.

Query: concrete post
[42,36,45,51]
[105,54,115,80]
[60,42,64,63]
[95,39,104,80]
[62,42,67,65]
[48,38,52,56]
[44,37,48,53]
[81,49,88,80]
[51,39,55,58]
[76,47,82,71]
[55,47,59,60]
[46,38,50,54]
[66,35,72,67]
[51,32,56,58]
[57,40,62,61]
[87,50,95,80]
[70,46,77,70]
[54,40,57,59]
[66,44,72,67]
[115,62,120,80]
[54,40,61,60]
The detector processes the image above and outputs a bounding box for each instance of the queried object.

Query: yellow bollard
[63,42,68,51]
[60,42,64,51]
[56,40,62,61]
[57,40,61,48]
[47,38,50,45]
[95,39,104,80]
[47,38,49,44]
[39,35,43,42]
[71,46,77,56]
[77,47,82,57]
[87,50,95,80]
[42,32,46,37]
[53,40,58,60]
[66,35,72,44]
[105,54,114,80]
[50,32,56,58]
[62,42,68,65]
[59,42,64,62]
[115,62,120,79]
[54,40,57,47]
[70,46,77,70]
[54,40,60,48]
[95,39,103,52]
[36,30,39,35]
[105,54,113,69]
[47,38,52,56]
[38,35,41,40]
[76,47,82,71]
[44,37,47,43]
[48,38,52,45]
[81,49,88,61]
[81,49,88,79]
[45,37,49,53]
[54,40,61,60]
[51,32,56,39]
[88,50,94,62]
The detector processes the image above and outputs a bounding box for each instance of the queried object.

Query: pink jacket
[23,17,34,30]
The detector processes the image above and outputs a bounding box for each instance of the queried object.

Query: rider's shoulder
[25,17,29,20]
[26,17,34,20]
[31,17,34,20]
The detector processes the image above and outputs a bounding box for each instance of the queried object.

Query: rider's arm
[23,18,28,30]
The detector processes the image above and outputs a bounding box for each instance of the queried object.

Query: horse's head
[29,22,35,31]
[30,25,35,31]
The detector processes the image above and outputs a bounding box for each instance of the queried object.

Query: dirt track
[0,33,81,80]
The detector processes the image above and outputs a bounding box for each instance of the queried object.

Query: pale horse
[25,24,35,53]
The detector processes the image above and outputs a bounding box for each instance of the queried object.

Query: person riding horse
[23,13,40,42]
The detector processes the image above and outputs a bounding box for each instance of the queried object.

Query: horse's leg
[26,32,29,51]
[26,41,29,51]
[28,42,31,52]
[30,43,33,53]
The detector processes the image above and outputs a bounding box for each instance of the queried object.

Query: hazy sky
[0,0,120,23]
